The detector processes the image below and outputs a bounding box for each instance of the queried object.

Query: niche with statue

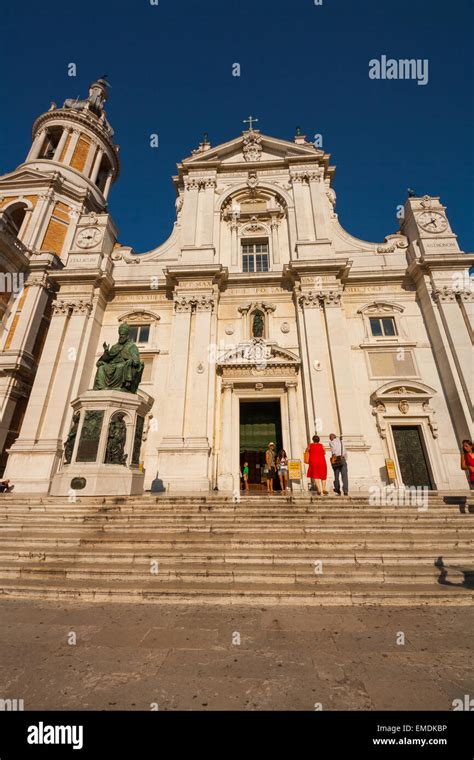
[51,390,153,496]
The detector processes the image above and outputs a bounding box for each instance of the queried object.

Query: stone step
[1,534,471,551]
[1,526,471,542]
[0,577,471,606]
[0,562,458,584]
[1,507,469,518]
[3,547,470,564]
[0,498,469,510]
[0,493,470,606]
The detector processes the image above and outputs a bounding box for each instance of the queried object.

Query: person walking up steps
[305,436,328,495]
[329,433,348,496]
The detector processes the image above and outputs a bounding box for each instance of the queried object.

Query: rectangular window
[369,317,397,337]
[242,240,269,273]
[127,324,150,343]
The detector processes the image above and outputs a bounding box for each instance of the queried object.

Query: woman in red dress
[461,440,474,489]
[306,435,328,495]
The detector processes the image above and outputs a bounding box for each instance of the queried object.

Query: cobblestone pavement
[0,600,472,711]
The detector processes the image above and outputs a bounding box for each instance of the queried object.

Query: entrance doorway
[239,400,283,491]
[392,425,434,489]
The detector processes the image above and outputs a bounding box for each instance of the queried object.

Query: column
[286,381,300,457]
[298,293,338,436]
[53,128,69,161]
[291,173,310,241]
[230,219,239,267]
[270,219,280,264]
[3,298,93,492]
[160,296,193,442]
[308,172,328,239]
[217,380,233,491]
[435,289,473,419]
[197,180,215,246]
[27,130,46,161]
[409,262,472,443]
[90,147,104,184]
[182,180,199,246]
[184,296,214,442]
[103,171,114,200]
[63,130,80,166]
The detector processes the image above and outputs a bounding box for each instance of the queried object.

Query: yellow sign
[288,459,302,481]
[385,458,396,480]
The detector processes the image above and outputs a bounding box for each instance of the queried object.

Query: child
[242,462,249,492]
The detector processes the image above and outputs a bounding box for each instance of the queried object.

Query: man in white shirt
[329,434,349,496]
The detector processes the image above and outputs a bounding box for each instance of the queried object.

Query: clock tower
[0,79,120,484]
[401,194,460,259]
[402,194,472,445]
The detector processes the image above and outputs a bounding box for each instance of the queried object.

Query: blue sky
[1,0,473,253]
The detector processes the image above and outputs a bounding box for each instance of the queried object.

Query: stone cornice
[416,253,474,271]
[165,264,227,291]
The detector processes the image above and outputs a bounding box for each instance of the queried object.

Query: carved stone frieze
[298,289,342,309]
[184,176,216,191]
[242,132,262,162]
[432,286,457,303]
[174,293,215,313]
[52,299,93,316]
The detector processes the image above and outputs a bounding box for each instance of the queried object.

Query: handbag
[304,448,310,465]
[331,439,345,468]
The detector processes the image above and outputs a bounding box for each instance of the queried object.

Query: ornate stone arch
[1,199,34,237]
[217,181,292,214]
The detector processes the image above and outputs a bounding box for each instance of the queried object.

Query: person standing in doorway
[277,449,289,493]
[306,436,328,495]
[265,442,276,495]
[242,462,250,493]
[329,433,348,496]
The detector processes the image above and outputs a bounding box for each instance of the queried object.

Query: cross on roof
[243,115,259,131]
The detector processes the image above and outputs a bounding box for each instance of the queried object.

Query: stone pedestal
[50,389,154,497]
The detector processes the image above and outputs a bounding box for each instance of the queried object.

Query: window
[369,317,397,337]
[242,240,269,273]
[128,324,150,344]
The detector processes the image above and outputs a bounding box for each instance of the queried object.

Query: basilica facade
[0,80,472,494]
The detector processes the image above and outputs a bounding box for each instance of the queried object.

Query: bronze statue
[104,413,127,465]
[93,323,144,393]
[64,412,80,464]
[252,310,264,338]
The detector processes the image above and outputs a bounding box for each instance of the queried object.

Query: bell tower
[0,79,120,479]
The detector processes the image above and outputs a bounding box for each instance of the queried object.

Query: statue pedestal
[50,389,154,497]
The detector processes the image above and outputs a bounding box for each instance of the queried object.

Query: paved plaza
[0,599,472,711]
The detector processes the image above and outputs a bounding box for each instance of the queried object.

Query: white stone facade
[0,83,472,494]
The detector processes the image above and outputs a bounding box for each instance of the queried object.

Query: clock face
[417,211,448,234]
[76,227,102,249]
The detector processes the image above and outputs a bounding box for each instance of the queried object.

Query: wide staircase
[0,492,472,606]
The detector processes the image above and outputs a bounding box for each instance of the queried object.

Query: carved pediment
[358,301,404,315]
[118,310,160,324]
[218,339,300,371]
[371,381,436,403]
[182,132,324,168]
